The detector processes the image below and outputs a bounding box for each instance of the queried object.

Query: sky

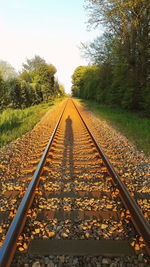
[0,0,102,93]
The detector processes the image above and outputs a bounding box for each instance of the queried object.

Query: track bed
[0,99,149,266]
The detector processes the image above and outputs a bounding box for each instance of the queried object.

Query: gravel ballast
[0,99,149,266]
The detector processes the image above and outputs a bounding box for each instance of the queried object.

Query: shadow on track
[62,115,74,179]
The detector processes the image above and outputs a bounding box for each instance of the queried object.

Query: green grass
[0,98,64,148]
[78,99,150,156]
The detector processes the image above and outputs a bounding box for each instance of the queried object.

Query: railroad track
[0,99,150,266]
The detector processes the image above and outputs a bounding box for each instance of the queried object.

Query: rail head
[0,98,150,266]
[71,99,150,255]
[0,99,68,267]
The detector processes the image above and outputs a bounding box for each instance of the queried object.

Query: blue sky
[0,0,102,92]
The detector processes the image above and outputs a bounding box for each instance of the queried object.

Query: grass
[78,99,150,156]
[0,98,64,148]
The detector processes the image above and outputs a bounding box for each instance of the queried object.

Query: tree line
[0,55,64,110]
[72,0,150,115]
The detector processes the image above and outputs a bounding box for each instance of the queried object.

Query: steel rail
[0,98,150,266]
[0,100,68,267]
[72,99,150,256]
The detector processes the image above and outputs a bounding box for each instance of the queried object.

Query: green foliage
[30,63,57,101]
[79,99,150,155]
[8,78,22,109]
[72,66,89,97]
[54,80,65,96]
[20,80,37,108]
[0,55,65,112]
[59,84,65,96]
[31,83,43,103]
[0,72,6,108]
[79,0,149,115]
[23,55,46,72]
[0,60,17,80]
[0,106,43,147]
[0,109,23,132]
[142,85,150,115]
[72,64,112,104]
[0,98,64,148]
[19,71,32,83]
[22,56,57,102]
[82,66,100,100]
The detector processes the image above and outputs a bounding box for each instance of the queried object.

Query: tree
[59,84,65,96]
[54,80,65,96]
[82,0,150,112]
[30,83,43,103]
[22,55,46,72]
[72,66,88,97]
[0,72,6,108]
[22,56,57,102]
[30,64,57,101]
[72,65,102,101]
[0,60,17,80]
[19,71,32,83]
[20,80,37,108]
[0,56,60,111]
[81,33,115,65]
[8,78,22,108]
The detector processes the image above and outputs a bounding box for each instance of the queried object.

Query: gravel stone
[59,255,65,263]
[138,254,143,262]
[102,258,112,265]
[109,263,117,267]
[73,258,79,265]
[47,262,55,267]
[32,261,41,267]
[44,257,50,264]
[1,100,149,266]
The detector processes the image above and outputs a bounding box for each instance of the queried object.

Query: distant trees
[22,55,46,72]
[0,56,64,111]
[0,72,7,107]
[72,65,102,101]
[54,80,65,96]
[73,0,150,115]
[22,56,57,102]
[72,66,88,98]
[0,60,17,80]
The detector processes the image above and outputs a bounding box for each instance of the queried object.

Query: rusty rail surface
[0,98,150,266]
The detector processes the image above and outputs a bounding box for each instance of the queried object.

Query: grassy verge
[0,98,64,148]
[78,99,150,156]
